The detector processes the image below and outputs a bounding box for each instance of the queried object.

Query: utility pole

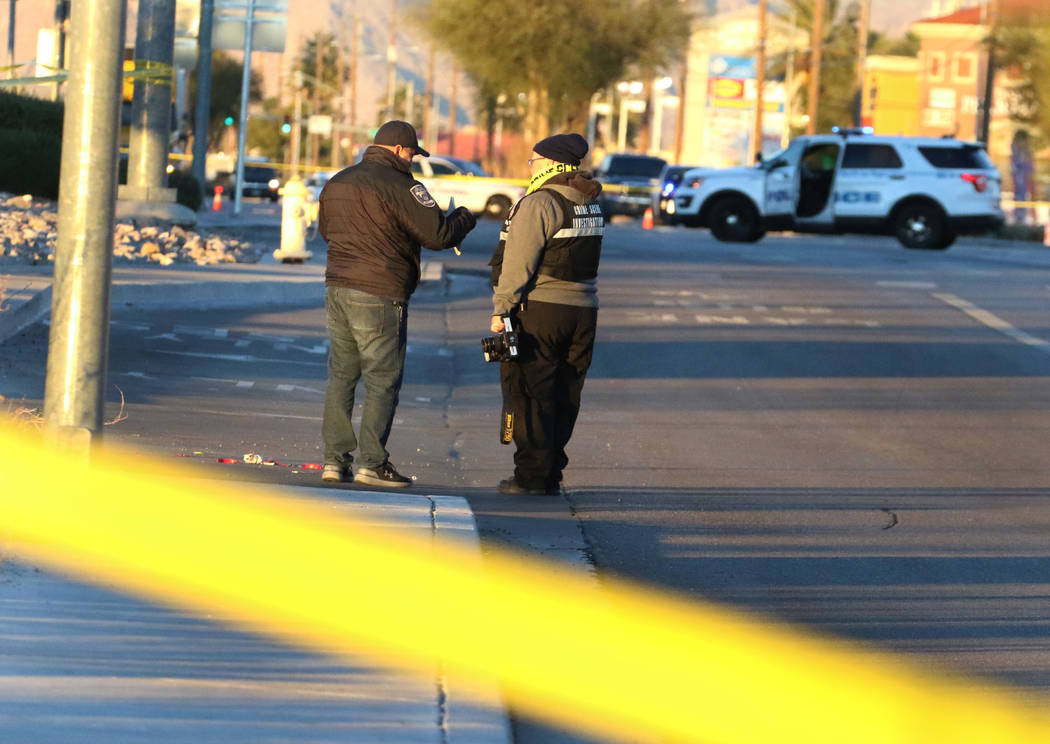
[6,0,15,79]
[126,0,177,202]
[350,14,358,155]
[978,0,998,143]
[448,62,458,157]
[332,39,344,168]
[422,44,434,149]
[807,0,826,134]
[385,0,397,120]
[311,33,322,166]
[192,0,216,190]
[291,68,302,177]
[43,0,127,456]
[854,0,870,127]
[752,0,767,162]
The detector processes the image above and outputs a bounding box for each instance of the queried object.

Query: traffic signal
[281,116,292,135]
[224,116,234,126]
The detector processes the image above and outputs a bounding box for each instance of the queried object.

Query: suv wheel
[894,202,949,250]
[709,196,764,243]
[484,195,512,220]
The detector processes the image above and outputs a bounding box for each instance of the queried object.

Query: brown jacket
[320,146,475,302]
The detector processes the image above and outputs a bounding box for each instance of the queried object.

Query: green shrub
[0,91,64,135]
[0,128,62,199]
[167,168,203,211]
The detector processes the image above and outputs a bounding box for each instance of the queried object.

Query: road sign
[307,115,332,136]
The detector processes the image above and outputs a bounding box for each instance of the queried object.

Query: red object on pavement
[299,463,323,470]
[217,457,238,464]
[212,185,224,211]
[642,207,654,230]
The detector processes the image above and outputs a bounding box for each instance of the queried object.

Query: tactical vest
[490,188,604,286]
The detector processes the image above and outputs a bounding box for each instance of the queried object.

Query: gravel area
[0,193,263,266]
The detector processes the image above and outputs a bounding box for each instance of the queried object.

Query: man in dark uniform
[488,133,603,495]
[320,120,476,487]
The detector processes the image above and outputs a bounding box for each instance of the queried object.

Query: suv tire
[894,201,949,250]
[709,196,764,243]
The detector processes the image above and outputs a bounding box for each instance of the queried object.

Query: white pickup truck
[670,131,1004,250]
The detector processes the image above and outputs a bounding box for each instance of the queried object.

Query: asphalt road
[3,221,1050,742]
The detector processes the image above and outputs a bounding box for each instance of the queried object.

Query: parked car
[594,153,667,217]
[671,129,1004,249]
[305,170,336,201]
[411,155,524,220]
[208,164,281,202]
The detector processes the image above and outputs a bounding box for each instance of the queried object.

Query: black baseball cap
[374,120,430,158]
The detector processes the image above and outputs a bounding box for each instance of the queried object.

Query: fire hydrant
[273,175,316,263]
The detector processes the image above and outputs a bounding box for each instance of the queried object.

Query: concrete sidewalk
[0,259,444,346]
[0,488,511,743]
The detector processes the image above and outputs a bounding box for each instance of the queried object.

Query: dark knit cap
[533,133,589,166]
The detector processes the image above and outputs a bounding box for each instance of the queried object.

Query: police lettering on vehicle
[410,183,437,208]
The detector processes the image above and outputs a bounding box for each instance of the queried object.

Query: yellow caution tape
[1,425,1049,743]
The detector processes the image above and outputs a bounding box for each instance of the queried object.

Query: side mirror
[768,158,788,170]
[754,152,764,165]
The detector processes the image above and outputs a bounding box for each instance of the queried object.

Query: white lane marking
[214,328,228,338]
[276,383,325,394]
[192,376,239,383]
[287,344,328,355]
[187,408,322,422]
[878,281,937,289]
[119,371,152,379]
[110,321,151,331]
[274,343,289,351]
[933,293,1050,351]
[156,350,323,366]
[696,314,749,325]
[235,380,255,388]
[234,339,251,348]
[145,333,182,342]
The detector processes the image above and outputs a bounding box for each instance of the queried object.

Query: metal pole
[233,0,255,215]
[385,0,396,119]
[43,0,127,456]
[291,68,302,177]
[128,0,177,197]
[7,0,15,78]
[854,0,870,127]
[978,0,998,144]
[191,0,215,190]
[752,0,767,162]
[807,0,825,134]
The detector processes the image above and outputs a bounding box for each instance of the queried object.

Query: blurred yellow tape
[1,425,1049,743]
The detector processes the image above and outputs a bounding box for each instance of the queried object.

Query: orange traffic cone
[1044,221,1050,248]
[212,185,224,211]
[642,206,654,230]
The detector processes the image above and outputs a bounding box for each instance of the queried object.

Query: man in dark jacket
[488,133,603,495]
[320,120,476,487]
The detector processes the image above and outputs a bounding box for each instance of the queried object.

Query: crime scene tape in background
[1,424,1049,743]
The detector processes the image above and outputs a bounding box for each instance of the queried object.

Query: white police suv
[670,130,1004,249]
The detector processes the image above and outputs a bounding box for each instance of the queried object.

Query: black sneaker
[498,478,555,495]
[322,463,351,483]
[355,462,412,488]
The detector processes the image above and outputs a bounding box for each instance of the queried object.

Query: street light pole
[6,0,15,79]
[232,0,255,215]
[43,0,127,457]
[192,0,216,190]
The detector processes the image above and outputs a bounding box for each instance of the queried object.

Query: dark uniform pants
[500,300,598,490]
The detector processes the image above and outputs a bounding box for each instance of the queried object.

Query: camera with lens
[481,316,519,363]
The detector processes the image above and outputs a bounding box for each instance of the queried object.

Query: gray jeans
[322,287,407,469]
